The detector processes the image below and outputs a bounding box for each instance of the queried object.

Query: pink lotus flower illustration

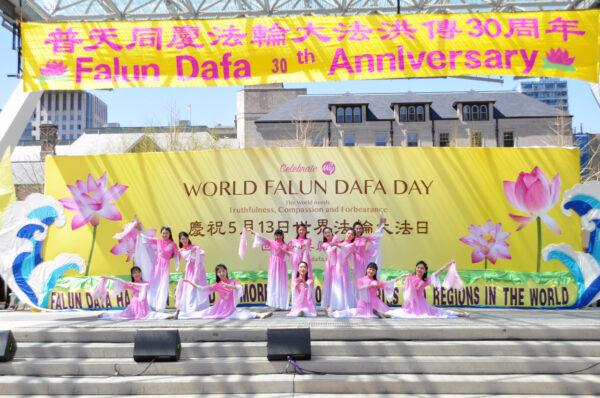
[111,220,155,263]
[503,166,561,272]
[60,173,128,275]
[542,48,576,72]
[459,221,511,270]
[39,60,68,77]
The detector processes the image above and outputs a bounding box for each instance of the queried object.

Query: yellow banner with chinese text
[22,10,600,91]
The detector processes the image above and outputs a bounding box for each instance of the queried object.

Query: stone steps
[15,340,600,358]
[2,356,600,376]
[1,374,600,395]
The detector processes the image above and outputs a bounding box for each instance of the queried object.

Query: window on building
[416,105,425,122]
[463,105,471,121]
[344,107,353,123]
[407,133,418,147]
[480,105,488,121]
[439,132,450,147]
[408,106,416,122]
[503,131,514,147]
[399,106,408,122]
[70,93,75,110]
[336,107,344,123]
[63,92,67,110]
[48,93,52,110]
[343,133,356,147]
[471,105,480,121]
[62,124,66,130]
[337,106,362,123]
[77,124,82,130]
[62,115,66,121]
[78,115,82,121]
[353,107,361,123]
[470,131,482,147]
[77,93,82,110]
[70,115,74,121]
[375,133,387,146]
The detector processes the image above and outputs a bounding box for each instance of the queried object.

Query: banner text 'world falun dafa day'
[22,10,600,91]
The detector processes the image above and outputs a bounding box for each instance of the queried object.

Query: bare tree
[543,110,573,147]
[292,106,325,147]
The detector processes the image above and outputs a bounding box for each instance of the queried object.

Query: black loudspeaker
[133,329,181,362]
[0,330,17,362]
[267,328,311,361]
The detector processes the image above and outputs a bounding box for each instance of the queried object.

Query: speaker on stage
[0,330,17,362]
[267,328,311,361]
[133,329,181,362]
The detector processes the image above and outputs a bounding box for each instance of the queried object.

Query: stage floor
[2,307,600,331]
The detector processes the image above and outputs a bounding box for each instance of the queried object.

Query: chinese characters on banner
[23,10,600,91]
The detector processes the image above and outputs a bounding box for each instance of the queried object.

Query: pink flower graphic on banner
[459,221,511,269]
[60,173,127,230]
[39,60,68,77]
[60,173,128,275]
[503,166,561,272]
[542,48,576,72]
[110,220,155,262]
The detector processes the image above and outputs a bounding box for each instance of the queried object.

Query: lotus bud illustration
[543,48,576,72]
[39,60,68,77]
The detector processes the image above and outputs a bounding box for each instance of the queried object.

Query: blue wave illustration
[543,182,600,307]
[0,194,85,309]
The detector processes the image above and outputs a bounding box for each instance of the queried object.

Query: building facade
[518,78,569,112]
[237,85,572,148]
[20,91,107,143]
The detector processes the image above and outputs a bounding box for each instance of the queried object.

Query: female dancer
[388,260,469,318]
[96,266,170,320]
[288,261,317,317]
[175,231,209,315]
[330,262,395,318]
[319,227,338,310]
[136,223,179,311]
[178,264,272,319]
[290,223,313,278]
[329,228,357,311]
[353,213,386,280]
[251,229,290,310]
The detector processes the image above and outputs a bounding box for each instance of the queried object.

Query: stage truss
[0,0,598,24]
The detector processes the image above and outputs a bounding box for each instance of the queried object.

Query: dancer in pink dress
[319,227,338,310]
[137,223,179,312]
[251,229,290,310]
[353,213,386,280]
[175,232,209,316]
[178,264,272,320]
[96,266,170,320]
[330,263,396,318]
[329,229,357,311]
[288,261,317,317]
[388,260,469,318]
[290,223,313,278]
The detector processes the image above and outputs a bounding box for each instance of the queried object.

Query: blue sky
[1,27,599,132]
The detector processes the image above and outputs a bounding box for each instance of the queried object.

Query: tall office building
[518,78,569,112]
[20,91,107,143]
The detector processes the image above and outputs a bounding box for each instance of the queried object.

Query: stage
[1,308,600,396]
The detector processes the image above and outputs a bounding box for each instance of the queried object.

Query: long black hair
[344,228,355,243]
[161,226,174,242]
[353,220,363,236]
[274,229,285,242]
[296,223,309,239]
[178,231,191,248]
[322,227,334,245]
[366,262,378,280]
[295,261,309,281]
[415,260,429,280]
[215,263,229,283]
[130,266,142,282]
